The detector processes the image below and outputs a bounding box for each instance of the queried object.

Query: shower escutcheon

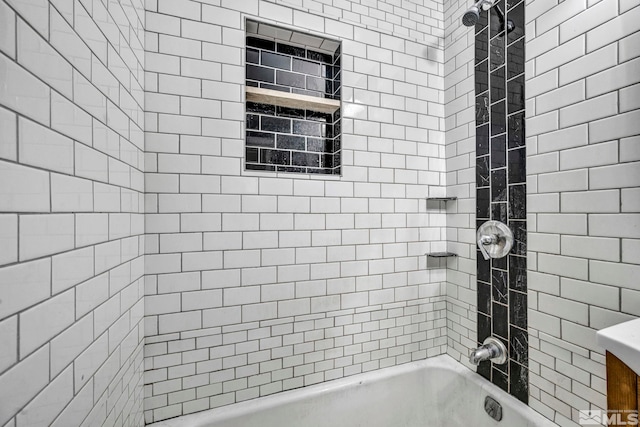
[476,220,514,260]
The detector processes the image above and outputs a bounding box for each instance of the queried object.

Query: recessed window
[245,20,341,175]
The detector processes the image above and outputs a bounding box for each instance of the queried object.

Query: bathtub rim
[148,354,557,427]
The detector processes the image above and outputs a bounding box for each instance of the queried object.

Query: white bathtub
[150,355,557,427]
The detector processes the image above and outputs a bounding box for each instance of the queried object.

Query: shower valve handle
[477,234,498,260]
[476,220,514,260]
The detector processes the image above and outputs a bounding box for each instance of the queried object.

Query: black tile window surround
[474,0,528,404]
[245,28,341,175]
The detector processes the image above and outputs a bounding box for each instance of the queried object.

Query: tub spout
[469,346,493,364]
[469,337,507,365]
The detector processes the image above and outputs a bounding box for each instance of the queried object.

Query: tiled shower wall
[444,0,529,402]
[0,0,145,426]
[2,2,635,427]
[447,0,640,425]
[443,0,479,369]
[526,0,640,425]
[474,0,528,403]
[143,0,447,422]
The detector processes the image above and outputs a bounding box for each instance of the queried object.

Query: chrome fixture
[476,220,514,260]
[461,0,495,26]
[462,0,515,34]
[484,396,503,421]
[469,337,508,365]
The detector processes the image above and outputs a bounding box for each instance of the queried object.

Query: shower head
[461,0,496,27]
[462,0,516,33]
[462,5,480,26]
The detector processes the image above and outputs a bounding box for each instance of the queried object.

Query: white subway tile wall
[143,0,446,423]
[442,0,477,368]
[2,0,638,425]
[526,1,640,425]
[0,0,145,426]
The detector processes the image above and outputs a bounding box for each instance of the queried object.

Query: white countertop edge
[596,317,640,376]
